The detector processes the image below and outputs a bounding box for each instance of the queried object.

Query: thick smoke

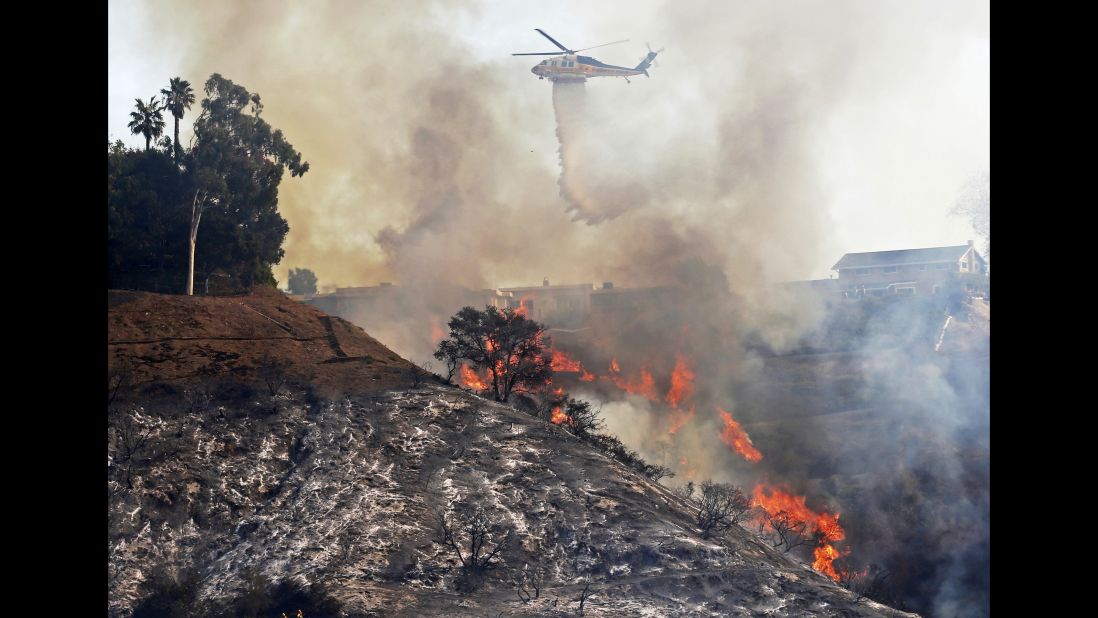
[115,1,988,615]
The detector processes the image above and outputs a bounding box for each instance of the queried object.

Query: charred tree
[576,579,596,616]
[434,504,513,591]
[696,481,751,539]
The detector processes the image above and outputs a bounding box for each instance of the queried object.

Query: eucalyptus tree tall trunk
[186,190,208,296]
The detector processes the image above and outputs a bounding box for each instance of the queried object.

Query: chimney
[602,281,613,289]
[543,277,550,287]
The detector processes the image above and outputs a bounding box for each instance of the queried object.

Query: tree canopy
[127,97,165,152]
[287,268,318,295]
[108,74,309,292]
[434,306,553,402]
[160,77,195,162]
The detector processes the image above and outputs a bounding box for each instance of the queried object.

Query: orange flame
[752,484,848,581]
[550,349,584,372]
[813,544,851,581]
[579,369,596,382]
[459,365,489,391]
[717,408,763,462]
[514,295,533,317]
[665,355,695,408]
[551,405,571,425]
[607,362,659,401]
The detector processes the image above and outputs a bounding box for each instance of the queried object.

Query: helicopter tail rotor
[644,42,665,68]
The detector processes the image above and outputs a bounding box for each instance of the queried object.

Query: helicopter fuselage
[531,54,647,82]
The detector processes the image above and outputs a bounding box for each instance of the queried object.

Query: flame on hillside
[550,348,585,372]
[551,405,571,425]
[717,407,763,463]
[459,364,489,391]
[665,355,695,409]
[753,484,849,581]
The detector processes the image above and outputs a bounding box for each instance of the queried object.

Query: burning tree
[761,510,813,553]
[434,306,553,402]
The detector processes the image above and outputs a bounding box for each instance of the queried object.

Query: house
[493,279,598,328]
[832,241,987,298]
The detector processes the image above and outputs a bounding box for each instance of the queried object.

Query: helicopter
[513,29,662,83]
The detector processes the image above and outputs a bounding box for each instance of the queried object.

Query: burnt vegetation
[508,545,550,605]
[434,502,514,592]
[257,352,291,397]
[111,408,154,489]
[696,481,752,539]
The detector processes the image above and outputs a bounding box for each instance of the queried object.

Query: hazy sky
[108,0,989,284]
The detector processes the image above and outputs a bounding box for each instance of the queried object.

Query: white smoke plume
[552,80,649,223]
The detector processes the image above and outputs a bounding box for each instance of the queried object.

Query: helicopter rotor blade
[535,29,572,53]
[512,51,568,56]
[574,39,630,53]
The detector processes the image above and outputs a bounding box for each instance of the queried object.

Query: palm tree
[160,77,195,162]
[127,97,166,152]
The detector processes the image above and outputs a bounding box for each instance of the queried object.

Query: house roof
[499,284,594,293]
[832,245,975,270]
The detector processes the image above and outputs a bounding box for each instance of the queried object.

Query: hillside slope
[107,290,916,617]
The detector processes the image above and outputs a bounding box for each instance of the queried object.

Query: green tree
[434,306,553,402]
[287,268,318,295]
[160,77,196,163]
[109,74,309,295]
[185,73,309,294]
[107,142,189,291]
[127,97,166,151]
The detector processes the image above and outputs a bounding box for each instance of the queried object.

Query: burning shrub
[760,510,813,554]
[433,306,553,402]
[562,398,604,437]
[696,481,752,539]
